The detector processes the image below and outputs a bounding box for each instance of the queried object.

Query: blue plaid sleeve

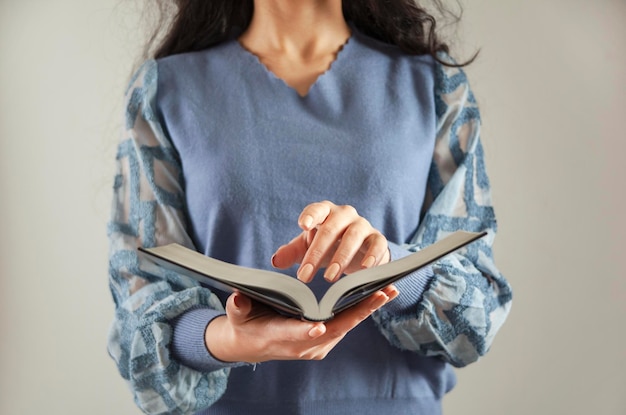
[106,60,229,414]
[372,58,513,367]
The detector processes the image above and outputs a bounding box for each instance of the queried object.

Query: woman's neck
[240,0,350,62]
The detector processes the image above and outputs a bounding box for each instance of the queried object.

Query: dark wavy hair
[144,0,475,66]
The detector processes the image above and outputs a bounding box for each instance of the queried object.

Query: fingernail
[373,292,389,308]
[387,289,400,302]
[361,255,376,268]
[297,263,314,282]
[233,293,242,309]
[308,324,326,338]
[271,254,277,267]
[324,263,341,282]
[301,215,313,230]
[388,286,400,299]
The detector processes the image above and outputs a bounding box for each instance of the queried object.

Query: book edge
[139,245,322,318]
[317,230,486,318]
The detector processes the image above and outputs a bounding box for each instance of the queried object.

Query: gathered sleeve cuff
[382,242,435,315]
[171,308,247,372]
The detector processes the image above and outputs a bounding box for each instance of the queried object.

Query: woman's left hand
[271,201,390,283]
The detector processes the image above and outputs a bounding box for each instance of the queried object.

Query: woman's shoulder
[125,60,157,93]
[350,26,473,92]
[432,52,474,103]
[350,25,435,68]
[155,39,238,74]
[127,39,241,101]
[348,26,439,95]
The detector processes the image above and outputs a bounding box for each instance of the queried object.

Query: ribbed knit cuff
[382,242,434,315]
[171,307,245,372]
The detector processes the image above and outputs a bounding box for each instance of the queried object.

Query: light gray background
[1,1,624,414]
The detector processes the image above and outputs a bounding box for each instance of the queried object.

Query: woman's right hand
[205,287,398,363]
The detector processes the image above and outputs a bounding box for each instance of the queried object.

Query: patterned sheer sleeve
[107,61,228,414]
[372,58,513,367]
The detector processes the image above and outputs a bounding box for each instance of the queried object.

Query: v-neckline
[236,33,353,98]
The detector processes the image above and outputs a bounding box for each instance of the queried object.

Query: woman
[107,1,512,414]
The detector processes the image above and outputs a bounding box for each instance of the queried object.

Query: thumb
[225,292,253,324]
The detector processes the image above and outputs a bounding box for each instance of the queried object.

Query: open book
[138,230,486,322]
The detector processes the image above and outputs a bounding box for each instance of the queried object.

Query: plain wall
[1,1,624,414]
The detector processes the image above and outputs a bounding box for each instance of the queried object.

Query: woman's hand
[271,201,391,283]
[204,201,396,364]
[205,287,398,363]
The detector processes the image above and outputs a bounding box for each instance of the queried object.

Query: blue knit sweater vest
[157,27,454,415]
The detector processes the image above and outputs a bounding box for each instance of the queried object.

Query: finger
[227,293,325,345]
[323,217,374,282]
[262,317,326,345]
[358,232,390,270]
[381,284,400,301]
[229,291,252,313]
[271,232,309,269]
[325,290,390,336]
[227,292,281,324]
[298,201,334,231]
[225,292,253,323]
[307,323,327,338]
[298,205,358,282]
